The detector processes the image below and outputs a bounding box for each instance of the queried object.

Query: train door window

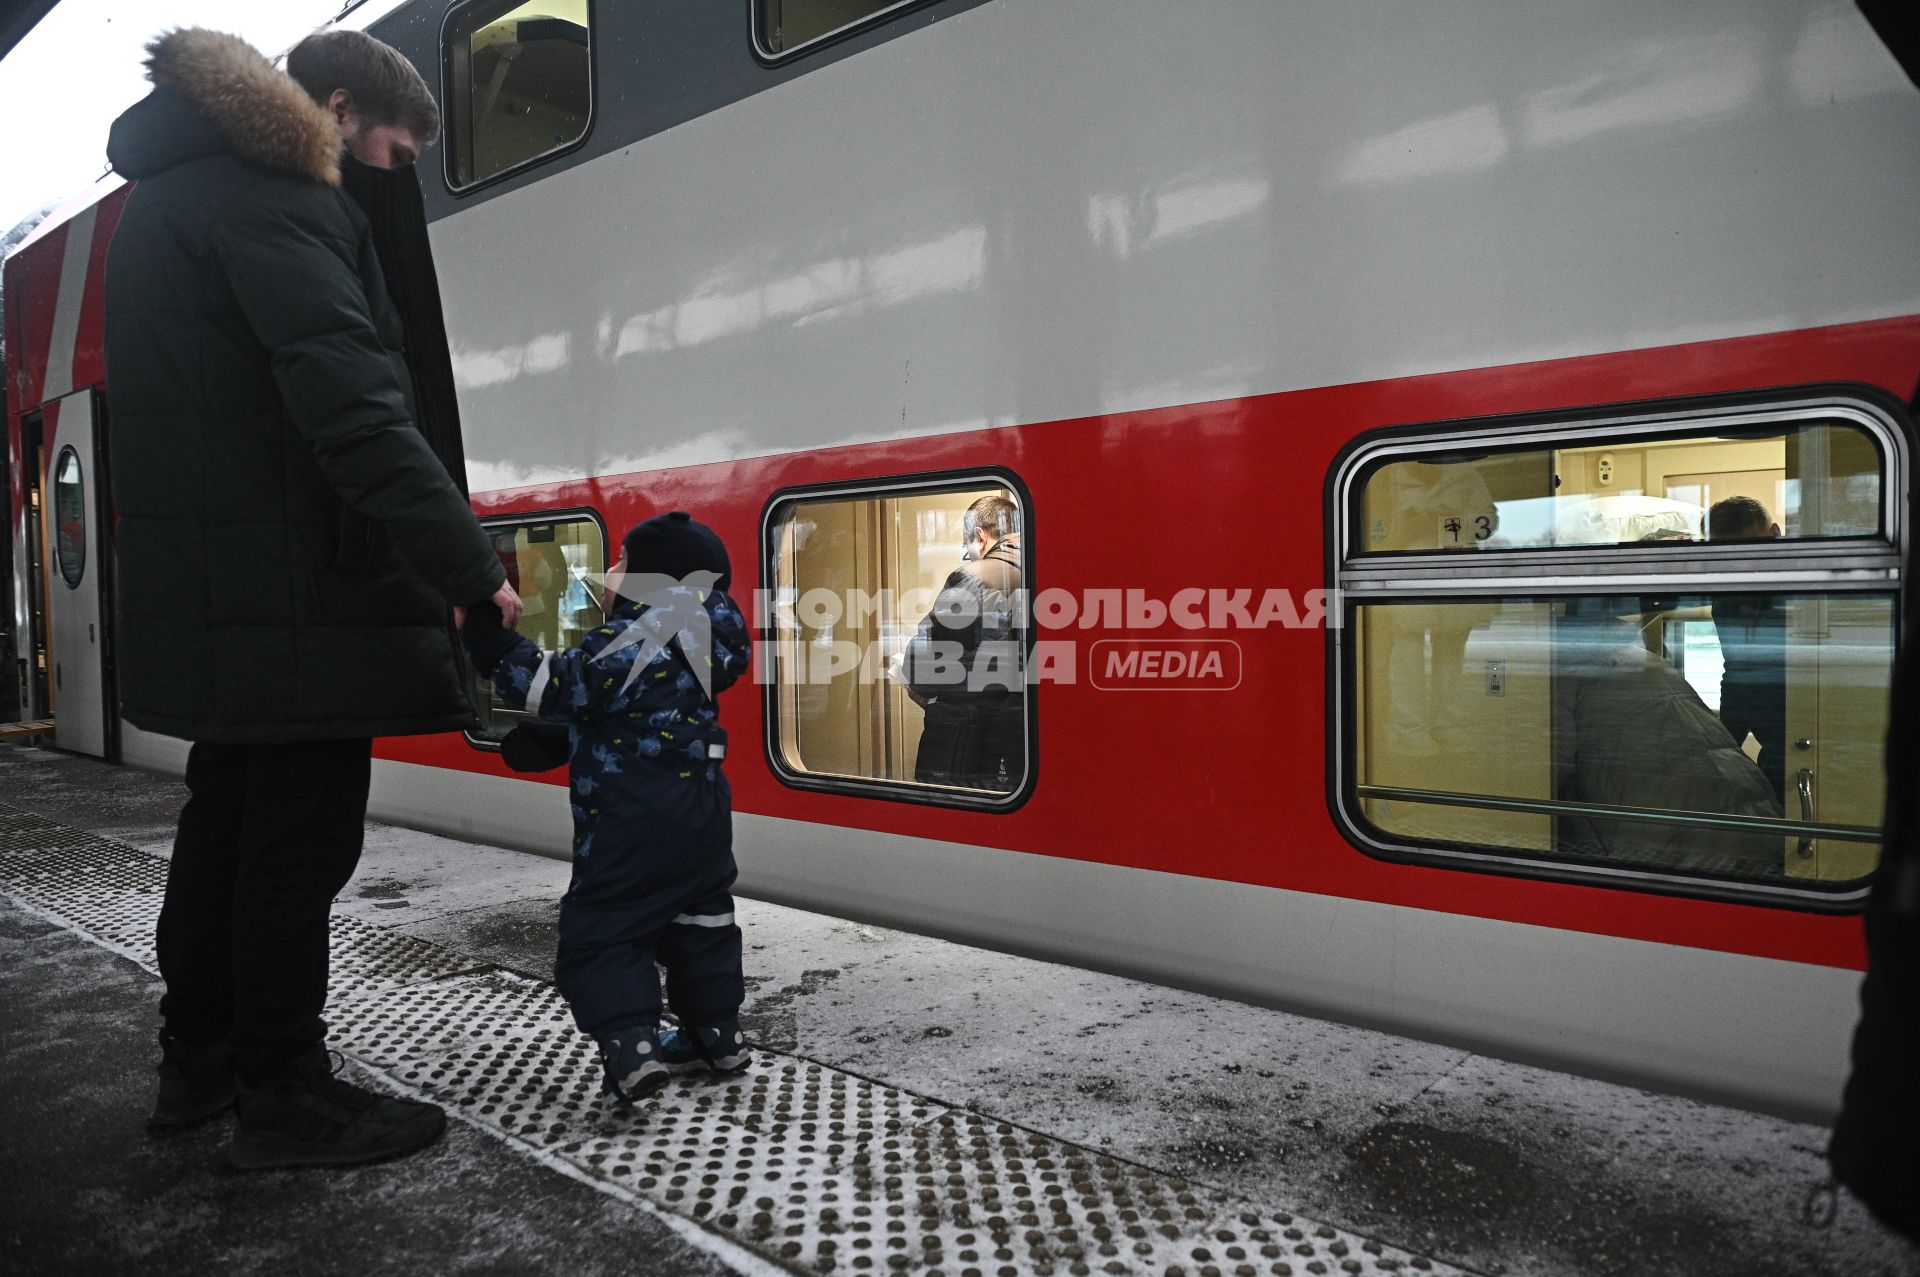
[20,414,50,718]
[755,1,924,61]
[763,475,1032,807]
[468,513,607,743]
[52,448,86,588]
[1331,393,1906,905]
[444,0,592,190]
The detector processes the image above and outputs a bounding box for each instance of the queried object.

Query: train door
[41,388,111,757]
[1779,426,1893,881]
[1782,597,1890,881]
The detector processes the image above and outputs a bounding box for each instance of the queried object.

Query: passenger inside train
[1709,497,1789,805]
[899,494,1026,792]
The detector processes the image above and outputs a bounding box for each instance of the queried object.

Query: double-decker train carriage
[7,0,1920,1116]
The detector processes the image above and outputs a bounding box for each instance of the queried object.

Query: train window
[1350,593,1893,889]
[754,0,923,61]
[763,476,1031,806]
[444,0,592,191]
[468,513,607,743]
[52,447,85,588]
[1332,394,1907,905]
[1355,419,1882,554]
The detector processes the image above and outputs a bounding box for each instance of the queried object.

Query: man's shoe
[227,1048,445,1170]
[659,1019,751,1076]
[598,1025,669,1103]
[149,1030,237,1130]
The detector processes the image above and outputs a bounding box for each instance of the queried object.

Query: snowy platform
[1,744,1916,1277]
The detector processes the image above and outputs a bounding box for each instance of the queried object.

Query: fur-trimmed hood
[108,28,340,186]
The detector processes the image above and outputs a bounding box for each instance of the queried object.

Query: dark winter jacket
[102,29,503,742]
[1830,545,1920,1242]
[1553,618,1782,871]
[465,588,751,860]
[904,539,1025,706]
[903,539,1026,790]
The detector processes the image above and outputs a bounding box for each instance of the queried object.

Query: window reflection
[1353,593,1892,887]
[471,516,606,741]
[1358,421,1882,553]
[445,0,591,188]
[52,448,85,588]
[757,0,911,57]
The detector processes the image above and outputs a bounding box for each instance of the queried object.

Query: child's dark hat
[622,511,731,591]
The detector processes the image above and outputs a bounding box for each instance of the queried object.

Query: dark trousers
[554,772,743,1038]
[155,738,372,1080]
[913,702,1024,791]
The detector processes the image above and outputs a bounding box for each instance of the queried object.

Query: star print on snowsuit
[476,587,751,1040]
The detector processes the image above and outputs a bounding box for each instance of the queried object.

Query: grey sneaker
[149,1030,236,1130]
[227,1048,445,1170]
[658,1019,750,1075]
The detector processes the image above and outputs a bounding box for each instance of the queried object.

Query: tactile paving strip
[0,803,490,995]
[0,800,1467,1277]
[327,915,492,1000]
[0,804,111,856]
[324,971,946,1159]
[774,1115,1445,1277]
[0,831,167,961]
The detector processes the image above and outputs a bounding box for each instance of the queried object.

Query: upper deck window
[755,1,925,61]
[444,0,592,190]
[1354,420,1883,554]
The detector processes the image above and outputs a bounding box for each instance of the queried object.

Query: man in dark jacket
[103,28,519,1169]
[902,495,1027,792]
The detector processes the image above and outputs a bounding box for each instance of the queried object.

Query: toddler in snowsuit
[463,511,752,1101]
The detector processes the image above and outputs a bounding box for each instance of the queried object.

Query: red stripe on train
[378,313,1920,973]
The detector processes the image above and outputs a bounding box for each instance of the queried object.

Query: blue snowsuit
[475,587,751,1037]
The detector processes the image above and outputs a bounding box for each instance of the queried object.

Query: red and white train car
[7,0,1920,1117]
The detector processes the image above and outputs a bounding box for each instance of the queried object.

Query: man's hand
[458,582,524,630]
[493,581,524,628]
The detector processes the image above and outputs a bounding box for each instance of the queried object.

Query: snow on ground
[3,743,1917,1276]
[0,899,750,1276]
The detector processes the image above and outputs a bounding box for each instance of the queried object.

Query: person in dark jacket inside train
[1553,607,1781,873]
[1708,497,1787,804]
[463,512,753,1103]
[901,495,1027,792]
[103,28,520,1169]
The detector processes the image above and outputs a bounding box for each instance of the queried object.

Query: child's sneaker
[659,1019,751,1075]
[598,1025,669,1103]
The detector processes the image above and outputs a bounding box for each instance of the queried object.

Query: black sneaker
[227,1048,446,1171]
[149,1030,237,1130]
